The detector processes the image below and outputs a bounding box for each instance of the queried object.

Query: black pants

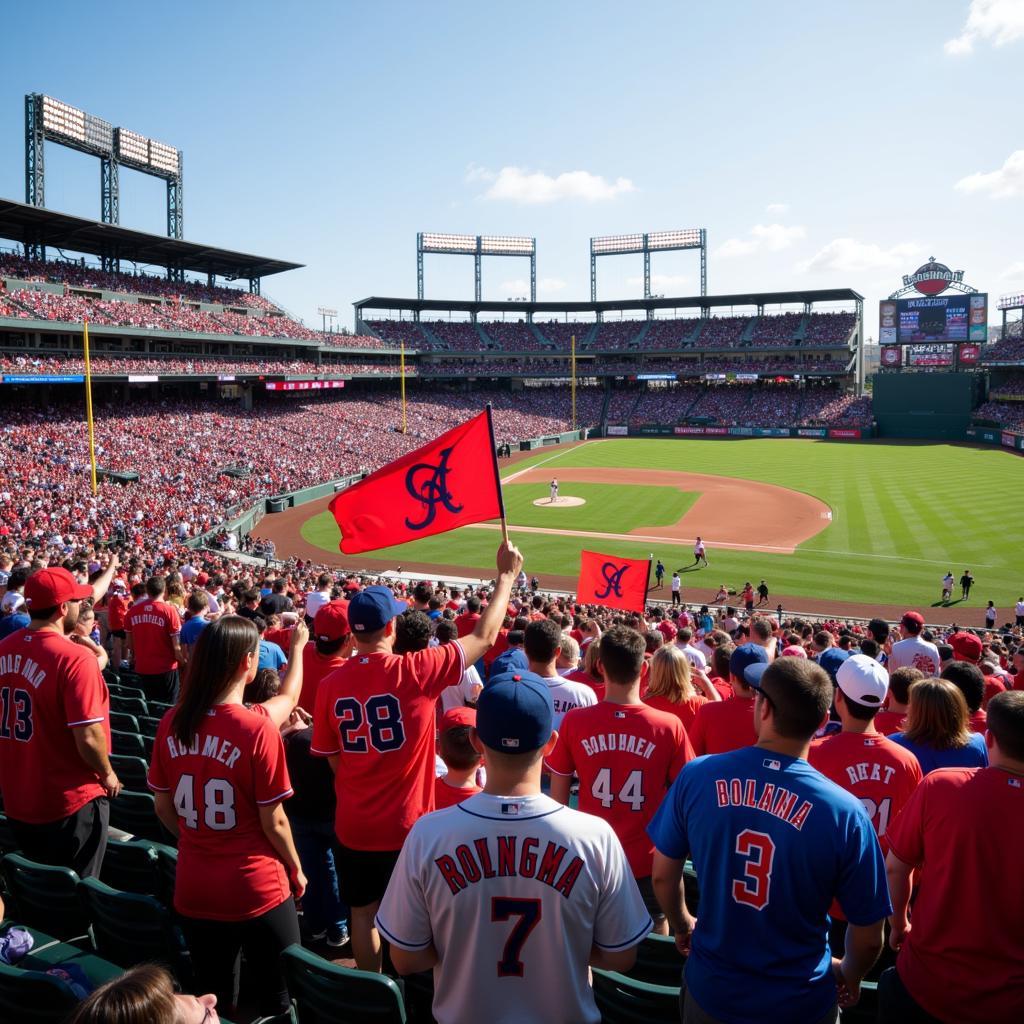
[137,670,179,705]
[681,981,837,1024]
[10,798,109,878]
[180,897,300,1015]
[877,967,943,1023]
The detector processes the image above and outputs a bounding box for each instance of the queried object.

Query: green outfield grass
[299,439,1024,608]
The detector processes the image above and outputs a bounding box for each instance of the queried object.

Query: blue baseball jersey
[648,746,891,1024]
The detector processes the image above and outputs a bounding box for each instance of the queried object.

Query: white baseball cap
[836,654,889,707]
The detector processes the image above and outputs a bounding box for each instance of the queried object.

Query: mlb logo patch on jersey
[763,758,781,771]
[501,802,521,815]
[1009,777,1021,789]
[614,710,626,719]
[359,657,369,664]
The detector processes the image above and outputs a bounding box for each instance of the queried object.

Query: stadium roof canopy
[0,198,302,279]
[355,288,864,315]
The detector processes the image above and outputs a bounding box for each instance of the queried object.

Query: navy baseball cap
[730,642,769,684]
[348,586,407,633]
[817,647,851,684]
[476,671,553,753]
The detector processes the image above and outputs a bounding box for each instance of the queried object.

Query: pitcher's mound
[533,496,586,508]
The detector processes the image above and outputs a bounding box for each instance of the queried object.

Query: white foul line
[501,441,595,484]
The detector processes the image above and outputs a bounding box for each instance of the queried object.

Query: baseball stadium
[1,5,1023,1023]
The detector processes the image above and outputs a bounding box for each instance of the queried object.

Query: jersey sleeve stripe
[375,917,433,951]
[147,782,170,792]
[67,716,105,727]
[310,744,340,756]
[454,639,467,675]
[593,917,654,951]
[544,763,574,776]
[256,788,295,805]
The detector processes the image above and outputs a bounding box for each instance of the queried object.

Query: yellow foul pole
[571,333,577,431]
[400,341,407,434]
[83,318,98,496]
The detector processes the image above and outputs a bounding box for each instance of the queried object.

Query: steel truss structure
[417,232,536,301]
[590,229,707,303]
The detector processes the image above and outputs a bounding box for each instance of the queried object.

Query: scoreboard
[879,293,988,345]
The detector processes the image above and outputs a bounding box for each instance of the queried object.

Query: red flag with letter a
[329,409,505,554]
[577,549,651,615]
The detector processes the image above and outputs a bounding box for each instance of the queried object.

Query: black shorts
[635,874,665,923]
[109,629,126,639]
[333,843,401,908]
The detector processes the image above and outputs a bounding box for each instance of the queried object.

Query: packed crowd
[974,400,1024,432]
[0,541,1020,1023]
[0,353,386,378]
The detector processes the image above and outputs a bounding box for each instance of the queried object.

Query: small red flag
[329,409,504,554]
[577,549,651,615]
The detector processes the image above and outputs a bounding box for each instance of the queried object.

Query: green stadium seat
[111,730,147,758]
[591,968,681,1023]
[77,876,191,984]
[0,853,89,942]
[100,840,161,896]
[108,683,146,700]
[110,711,140,733]
[148,700,175,717]
[155,843,178,902]
[627,932,684,988]
[108,790,170,844]
[110,695,149,717]
[109,753,150,792]
[137,715,162,739]
[0,959,80,1024]
[280,943,407,1023]
[0,813,19,854]
[143,733,156,760]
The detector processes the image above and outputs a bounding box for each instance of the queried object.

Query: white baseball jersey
[888,637,941,676]
[694,541,705,556]
[376,793,651,1024]
[440,662,484,713]
[538,674,598,729]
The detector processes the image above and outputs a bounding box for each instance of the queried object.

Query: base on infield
[532,495,586,508]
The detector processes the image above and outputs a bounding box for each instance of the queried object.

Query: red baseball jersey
[106,593,130,632]
[0,628,109,824]
[148,703,294,921]
[644,693,707,733]
[687,695,756,756]
[809,732,922,853]
[125,599,182,674]
[432,776,481,809]
[298,645,347,714]
[311,643,465,850]
[886,767,1024,1024]
[546,701,694,878]
[872,709,906,735]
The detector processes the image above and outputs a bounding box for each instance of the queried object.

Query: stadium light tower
[590,228,707,303]
[417,232,536,301]
[24,93,184,272]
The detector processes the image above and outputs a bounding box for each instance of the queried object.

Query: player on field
[548,625,695,933]
[148,616,306,1018]
[881,691,1024,1024]
[549,477,559,503]
[376,671,652,1024]
[312,540,523,972]
[693,536,708,567]
[0,567,121,878]
[650,656,891,1024]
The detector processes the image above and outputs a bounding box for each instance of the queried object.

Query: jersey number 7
[491,897,542,977]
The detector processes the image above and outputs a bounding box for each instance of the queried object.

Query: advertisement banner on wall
[674,426,707,435]
[639,425,672,435]
[729,427,754,436]
[958,343,981,366]
[968,294,988,341]
[127,374,159,383]
[1,374,84,384]
[606,425,628,436]
[704,427,729,435]
[265,380,346,391]
[798,428,828,438]
[1001,432,1017,448]
[880,346,902,368]
[828,428,862,439]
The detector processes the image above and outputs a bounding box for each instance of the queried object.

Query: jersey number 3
[334,694,406,753]
[732,829,775,911]
[491,897,542,977]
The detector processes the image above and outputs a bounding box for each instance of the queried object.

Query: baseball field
[261,438,1024,624]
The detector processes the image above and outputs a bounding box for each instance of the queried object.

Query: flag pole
[571,333,577,431]
[400,341,407,434]
[83,318,98,497]
[485,404,509,544]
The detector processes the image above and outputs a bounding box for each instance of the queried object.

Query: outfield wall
[965,425,1024,452]
[872,372,983,440]
[605,424,871,439]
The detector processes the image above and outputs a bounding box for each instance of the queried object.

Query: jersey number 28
[334,694,406,753]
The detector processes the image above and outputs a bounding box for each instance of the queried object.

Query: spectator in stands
[0,567,121,878]
[643,643,721,731]
[882,691,1024,1024]
[148,616,306,1018]
[873,666,922,735]
[67,964,218,1024]
[124,576,184,704]
[687,643,767,755]
[889,678,988,774]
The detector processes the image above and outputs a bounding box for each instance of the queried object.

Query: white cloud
[626,273,690,292]
[497,277,567,296]
[765,202,789,215]
[715,223,806,259]
[998,260,1024,281]
[799,238,924,275]
[467,164,636,204]
[954,149,1024,198]
[945,0,1024,55]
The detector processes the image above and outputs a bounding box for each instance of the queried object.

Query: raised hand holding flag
[329,408,505,554]
[577,549,651,615]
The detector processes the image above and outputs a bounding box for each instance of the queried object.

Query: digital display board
[880,293,988,344]
[906,343,954,367]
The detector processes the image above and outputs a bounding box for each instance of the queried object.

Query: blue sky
[1,0,1022,331]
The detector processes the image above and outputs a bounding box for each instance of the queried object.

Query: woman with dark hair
[147,615,306,1017]
[67,964,217,1024]
[890,678,989,774]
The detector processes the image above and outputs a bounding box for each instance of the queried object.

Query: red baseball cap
[440,707,476,732]
[900,611,925,629]
[949,631,983,663]
[314,600,351,642]
[24,567,92,608]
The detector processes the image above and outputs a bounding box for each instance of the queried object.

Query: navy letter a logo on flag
[404,446,463,530]
[595,562,629,599]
